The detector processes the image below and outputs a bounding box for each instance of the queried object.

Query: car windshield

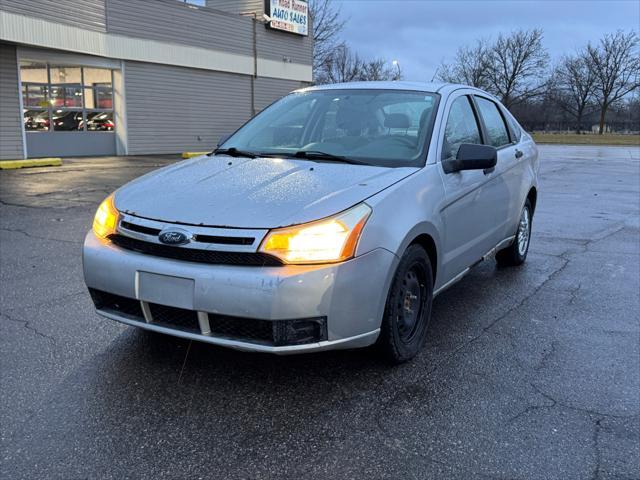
[219,89,439,167]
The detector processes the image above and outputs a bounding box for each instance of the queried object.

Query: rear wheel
[496,199,532,267]
[378,244,433,363]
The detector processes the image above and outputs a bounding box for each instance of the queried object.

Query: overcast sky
[334,0,640,81]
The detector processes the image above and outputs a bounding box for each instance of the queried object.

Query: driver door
[438,93,499,281]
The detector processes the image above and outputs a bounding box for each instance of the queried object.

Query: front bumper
[83,232,397,354]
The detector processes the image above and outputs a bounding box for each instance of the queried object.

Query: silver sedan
[83,81,539,362]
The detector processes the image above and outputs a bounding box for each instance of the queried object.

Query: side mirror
[442,144,497,174]
[217,134,231,147]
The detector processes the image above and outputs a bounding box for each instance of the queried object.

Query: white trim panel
[0,10,312,82]
[18,46,122,68]
[257,58,312,83]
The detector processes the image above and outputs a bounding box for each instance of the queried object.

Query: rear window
[475,96,510,148]
[505,112,522,142]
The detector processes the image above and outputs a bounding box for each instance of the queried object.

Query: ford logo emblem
[158,229,191,246]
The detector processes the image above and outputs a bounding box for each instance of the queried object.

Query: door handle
[515,149,524,159]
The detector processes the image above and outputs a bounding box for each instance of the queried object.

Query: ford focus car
[83,81,539,362]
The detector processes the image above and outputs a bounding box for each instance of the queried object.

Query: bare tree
[309,0,346,80]
[362,58,402,81]
[486,29,550,108]
[316,44,363,84]
[553,52,597,133]
[316,44,402,84]
[587,30,640,134]
[437,39,491,88]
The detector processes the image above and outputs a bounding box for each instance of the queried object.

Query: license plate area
[136,271,195,310]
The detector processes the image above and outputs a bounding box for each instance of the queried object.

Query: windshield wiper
[289,150,364,165]
[210,147,257,159]
[212,148,363,165]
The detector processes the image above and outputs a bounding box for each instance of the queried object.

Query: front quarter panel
[357,165,446,289]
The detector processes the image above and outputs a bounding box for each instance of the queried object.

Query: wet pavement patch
[1,147,639,479]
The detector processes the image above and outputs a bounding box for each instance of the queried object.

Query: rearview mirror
[442,144,497,174]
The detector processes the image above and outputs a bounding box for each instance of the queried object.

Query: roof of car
[299,81,479,95]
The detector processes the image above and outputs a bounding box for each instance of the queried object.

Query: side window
[505,111,522,142]
[474,96,510,147]
[441,96,482,160]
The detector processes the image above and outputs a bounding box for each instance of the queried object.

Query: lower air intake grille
[208,314,274,344]
[108,234,282,267]
[88,289,328,346]
[89,288,144,320]
[148,303,200,333]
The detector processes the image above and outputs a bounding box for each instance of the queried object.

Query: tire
[496,199,532,267]
[378,244,434,363]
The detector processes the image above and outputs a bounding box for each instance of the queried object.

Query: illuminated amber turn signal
[93,194,119,238]
[259,203,372,264]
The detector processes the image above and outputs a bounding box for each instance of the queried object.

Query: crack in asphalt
[2,291,86,314]
[2,150,638,478]
[368,226,593,476]
[372,221,637,477]
[424,253,571,381]
[529,380,639,420]
[534,340,558,372]
[1,311,56,344]
[0,227,83,245]
[508,399,557,424]
[0,199,47,209]
[503,336,640,421]
[372,413,509,480]
[0,199,86,210]
[591,417,604,480]
[568,282,582,305]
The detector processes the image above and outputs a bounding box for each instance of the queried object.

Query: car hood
[114,155,417,228]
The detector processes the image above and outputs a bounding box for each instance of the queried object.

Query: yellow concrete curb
[181,152,209,159]
[0,158,63,170]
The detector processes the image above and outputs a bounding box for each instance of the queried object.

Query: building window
[20,62,115,133]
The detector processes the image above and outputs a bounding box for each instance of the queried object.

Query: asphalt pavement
[1,145,639,479]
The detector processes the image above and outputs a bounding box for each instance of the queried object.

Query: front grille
[108,234,283,266]
[193,234,255,245]
[88,289,327,346]
[119,221,254,245]
[149,303,200,333]
[89,289,144,320]
[120,221,160,236]
[209,314,274,344]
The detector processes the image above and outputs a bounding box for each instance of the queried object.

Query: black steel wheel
[378,244,433,363]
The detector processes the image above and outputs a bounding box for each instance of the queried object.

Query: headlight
[93,194,119,238]
[259,203,372,265]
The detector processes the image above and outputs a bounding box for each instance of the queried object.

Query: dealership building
[0,0,312,160]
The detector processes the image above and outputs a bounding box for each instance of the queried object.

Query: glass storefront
[20,62,115,133]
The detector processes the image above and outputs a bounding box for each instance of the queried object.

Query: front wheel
[378,244,434,363]
[496,199,532,267]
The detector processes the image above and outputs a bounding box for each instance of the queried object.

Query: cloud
[335,0,640,81]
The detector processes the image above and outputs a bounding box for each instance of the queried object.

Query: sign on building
[266,0,309,36]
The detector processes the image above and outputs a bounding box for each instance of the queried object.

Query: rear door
[473,95,525,241]
[438,92,499,281]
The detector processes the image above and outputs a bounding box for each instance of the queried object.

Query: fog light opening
[273,317,328,346]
